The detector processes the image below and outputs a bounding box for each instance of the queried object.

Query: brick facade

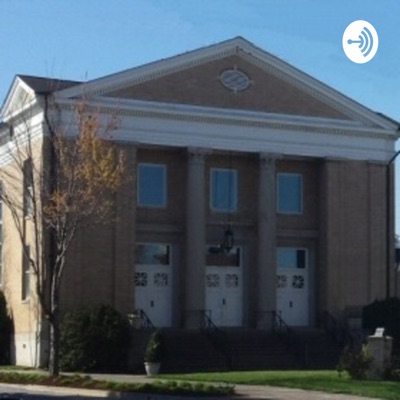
[0,37,397,366]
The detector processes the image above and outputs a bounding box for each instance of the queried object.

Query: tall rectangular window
[210,168,237,212]
[23,158,33,217]
[21,245,30,301]
[137,164,167,208]
[277,173,302,214]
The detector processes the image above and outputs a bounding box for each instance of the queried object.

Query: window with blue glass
[138,163,166,208]
[210,168,237,212]
[277,173,302,214]
[277,248,306,269]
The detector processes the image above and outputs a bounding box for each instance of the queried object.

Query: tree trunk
[48,273,61,377]
[48,310,60,377]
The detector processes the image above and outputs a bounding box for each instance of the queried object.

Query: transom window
[137,163,166,208]
[277,173,303,214]
[136,243,170,266]
[277,248,307,269]
[206,246,241,267]
[210,168,237,212]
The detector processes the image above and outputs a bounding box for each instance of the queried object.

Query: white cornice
[55,97,396,141]
[55,97,396,163]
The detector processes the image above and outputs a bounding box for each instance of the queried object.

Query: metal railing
[186,309,231,370]
[200,309,218,331]
[272,311,307,366]
[127,309,155,329]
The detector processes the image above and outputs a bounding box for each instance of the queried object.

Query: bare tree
[0,100,125,376]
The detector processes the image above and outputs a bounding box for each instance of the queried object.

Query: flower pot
[144,362,161,376]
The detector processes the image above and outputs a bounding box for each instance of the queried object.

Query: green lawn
[161,370,400,400]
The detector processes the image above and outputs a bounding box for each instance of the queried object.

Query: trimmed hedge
[0,291,11,365]
[60,304,130,372]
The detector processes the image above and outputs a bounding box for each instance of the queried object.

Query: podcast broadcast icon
[343,20,378,63]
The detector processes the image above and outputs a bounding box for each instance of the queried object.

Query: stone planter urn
[144,362,161,377]
[144,330,163,377]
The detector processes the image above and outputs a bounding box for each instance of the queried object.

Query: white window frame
[210,168,238,212]
[277,172,303,215]
[137,163,167,208]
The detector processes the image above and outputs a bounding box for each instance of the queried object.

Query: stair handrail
[273,311,306,366]
[200,309,218,331]
[198,309,232,370]
[322,311,354,348]
[128,309,155,329]
[257,310,279,330]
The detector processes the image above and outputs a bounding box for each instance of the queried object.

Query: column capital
[259,152,280,167]
[187,147,212,164]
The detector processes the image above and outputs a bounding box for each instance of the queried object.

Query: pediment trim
[54,36,397,131]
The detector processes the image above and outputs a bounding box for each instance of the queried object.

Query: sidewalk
[0,371,383,400]
[88,373,382,400]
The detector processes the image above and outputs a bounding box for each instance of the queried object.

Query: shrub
[60,304,130,372]
[144,330,164,363]
[0,291,12,365]
[338,345,373,380]
[363,298,400,347]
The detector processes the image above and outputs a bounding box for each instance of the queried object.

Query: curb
[0,382,111,398]
[0,382,228,399]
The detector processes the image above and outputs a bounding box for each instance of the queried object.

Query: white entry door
[134,243,172,327]
[205,247,242,327]
[276,248,309,327]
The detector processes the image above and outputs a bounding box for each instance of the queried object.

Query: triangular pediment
[104,54,348,120]
[1,77,36,120]
[55,37,397,130]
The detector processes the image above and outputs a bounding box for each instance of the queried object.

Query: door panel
[134,265,172,327]
[276,248,309,327]
[205,266,242,327]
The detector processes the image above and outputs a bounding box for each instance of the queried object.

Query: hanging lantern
[220,225,234,253]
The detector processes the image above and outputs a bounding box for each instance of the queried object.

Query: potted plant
[144,330,163,376]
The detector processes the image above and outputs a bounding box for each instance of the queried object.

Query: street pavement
[0,373,384,400]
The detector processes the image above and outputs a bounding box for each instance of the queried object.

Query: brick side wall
[320,160,386,319]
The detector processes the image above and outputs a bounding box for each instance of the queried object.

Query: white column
[185,147,209,328]
[257,153,277,329]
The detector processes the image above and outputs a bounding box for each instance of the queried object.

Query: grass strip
[0,372,234,397]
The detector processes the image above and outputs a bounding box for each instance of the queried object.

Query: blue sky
[1,0,400,227]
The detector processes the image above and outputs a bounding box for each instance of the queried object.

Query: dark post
[386,150,400,299]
